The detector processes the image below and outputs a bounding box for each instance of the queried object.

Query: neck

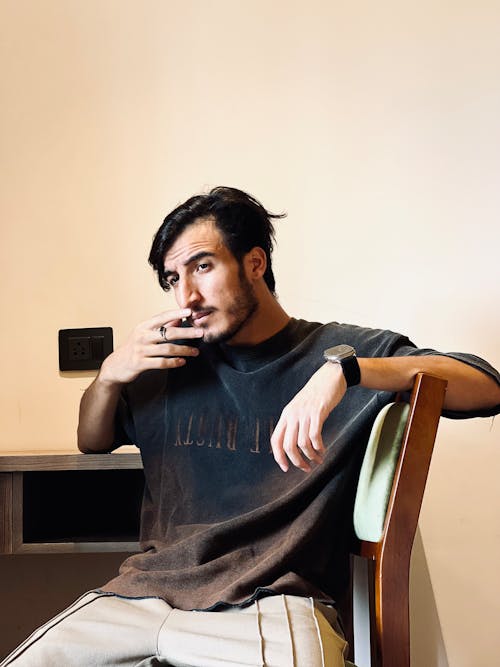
[227,284,290,346]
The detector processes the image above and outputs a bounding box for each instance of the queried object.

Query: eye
[167,275,179,287]
[196,262,211,273]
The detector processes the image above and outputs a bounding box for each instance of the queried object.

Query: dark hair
[148,186,285,294]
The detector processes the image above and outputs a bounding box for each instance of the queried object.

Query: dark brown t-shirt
[101,319,500,610]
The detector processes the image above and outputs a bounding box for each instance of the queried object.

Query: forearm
[77,375,123,453]
[358,355,500,411]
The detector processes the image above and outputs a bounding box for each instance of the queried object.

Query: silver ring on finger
[159,326,168,341]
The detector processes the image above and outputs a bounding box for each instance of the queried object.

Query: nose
[177,277,201,309]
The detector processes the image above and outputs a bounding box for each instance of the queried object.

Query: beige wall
[1,1,499,665]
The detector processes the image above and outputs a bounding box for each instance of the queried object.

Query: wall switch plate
[59,327,113,371]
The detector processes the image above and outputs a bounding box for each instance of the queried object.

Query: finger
[144,356,187,370]
[148,308,192,329]
[144,343,200,358]
[297,417,324,465]
[309,417,326,455]
[270,420,290,472]
[282,421,311,472]
[155,325,205,343]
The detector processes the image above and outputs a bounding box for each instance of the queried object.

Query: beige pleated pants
[1,591,348,666]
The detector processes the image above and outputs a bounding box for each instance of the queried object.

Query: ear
[243,247,267,281]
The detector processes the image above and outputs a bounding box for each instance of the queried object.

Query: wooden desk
[0,448,144,554]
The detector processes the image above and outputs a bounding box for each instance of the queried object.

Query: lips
[191,310,213,325]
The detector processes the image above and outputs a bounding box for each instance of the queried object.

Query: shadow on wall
[0,552,129,660]
[411,528,449,667]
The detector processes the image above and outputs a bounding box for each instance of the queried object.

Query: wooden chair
[343,372,447,667]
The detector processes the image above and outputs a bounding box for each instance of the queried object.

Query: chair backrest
[346,372,447,667]
[354,401,410,544]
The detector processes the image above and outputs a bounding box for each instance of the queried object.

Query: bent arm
[271,353,500,472]
[359,355,500,412]
[77,307,204,453]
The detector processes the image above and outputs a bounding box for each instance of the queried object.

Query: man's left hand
[270,362,347,472]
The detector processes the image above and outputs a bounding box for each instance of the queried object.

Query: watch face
[324,344,355,361]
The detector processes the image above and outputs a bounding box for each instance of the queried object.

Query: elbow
[77,439,103,454]
[77,428,115,454]
[444,376,500,413]
[78,445,96,454]
[78,441,115,454]
[478,375,500,410]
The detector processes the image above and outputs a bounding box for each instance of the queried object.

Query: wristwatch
[323,344,361,387]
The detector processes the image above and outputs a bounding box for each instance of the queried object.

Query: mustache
[187,307,216,323]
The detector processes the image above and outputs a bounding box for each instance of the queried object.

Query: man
[4,187,500,666]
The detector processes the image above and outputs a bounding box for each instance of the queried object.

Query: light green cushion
[353,402,410,543]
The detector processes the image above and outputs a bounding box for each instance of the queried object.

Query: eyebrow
[164,251,216,279]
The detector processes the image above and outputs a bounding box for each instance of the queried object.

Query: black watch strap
[340,355,361,387]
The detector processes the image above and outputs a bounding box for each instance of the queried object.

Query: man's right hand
[99,308,204,386]
[77,308,203,453]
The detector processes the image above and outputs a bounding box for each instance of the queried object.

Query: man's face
[163,218,258,344]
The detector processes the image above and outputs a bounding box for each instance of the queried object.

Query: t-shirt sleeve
[391,342,500,419]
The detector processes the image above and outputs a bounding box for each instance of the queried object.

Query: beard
[191,271,258,344]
